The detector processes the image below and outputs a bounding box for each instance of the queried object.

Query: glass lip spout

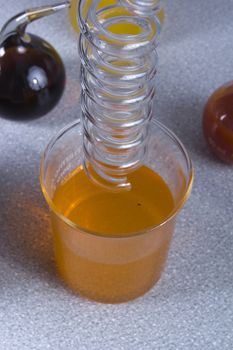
[0,1,70,42]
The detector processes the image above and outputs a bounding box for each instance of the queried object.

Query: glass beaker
[40,119,193,303]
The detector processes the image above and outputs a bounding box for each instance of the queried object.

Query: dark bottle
[0,2,69,120]
[203,81,233,164]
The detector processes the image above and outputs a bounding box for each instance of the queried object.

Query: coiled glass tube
[78,0,161,190]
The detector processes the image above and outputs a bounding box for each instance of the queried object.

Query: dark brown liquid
[203,81,233,164]
[0,33,65,119]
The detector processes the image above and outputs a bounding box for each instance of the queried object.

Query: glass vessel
[0,2,68,119]
[40,119,193,303]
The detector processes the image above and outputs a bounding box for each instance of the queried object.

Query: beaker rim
[40,119,194,239]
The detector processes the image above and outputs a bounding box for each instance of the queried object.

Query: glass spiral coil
[78,0,162,190]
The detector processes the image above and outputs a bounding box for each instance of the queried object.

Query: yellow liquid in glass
[69,0,165,34]
[52,166,174,302]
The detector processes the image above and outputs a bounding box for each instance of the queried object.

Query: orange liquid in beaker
[52,165,174,303]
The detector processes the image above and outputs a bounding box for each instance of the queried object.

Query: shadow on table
[157,94,224,165]
[0,165,61,289]
[148,221,233,304]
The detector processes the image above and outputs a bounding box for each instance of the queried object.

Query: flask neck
[0,2,69,43]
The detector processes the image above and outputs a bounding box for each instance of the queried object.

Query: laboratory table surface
[0,0,232,349]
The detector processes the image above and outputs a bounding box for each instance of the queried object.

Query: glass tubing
[78,0,162,190]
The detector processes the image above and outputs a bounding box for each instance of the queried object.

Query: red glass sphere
[203,81,233,164]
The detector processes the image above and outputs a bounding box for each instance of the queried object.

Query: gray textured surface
[0,0,233,349]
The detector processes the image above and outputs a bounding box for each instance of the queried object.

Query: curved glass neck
[0,2,69,43]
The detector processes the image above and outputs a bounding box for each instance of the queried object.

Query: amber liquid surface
[52,166,175,303]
